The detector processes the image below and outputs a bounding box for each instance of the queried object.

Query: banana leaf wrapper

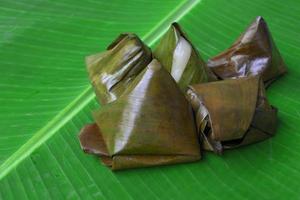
[207,16,287,87]
[186,76,277,154]
[153,23,216,91]
[86,33,152,105]
[79,59,201,170]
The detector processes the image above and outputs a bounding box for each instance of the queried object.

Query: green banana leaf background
[0,0,299,199]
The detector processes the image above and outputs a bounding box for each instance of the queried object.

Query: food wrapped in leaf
[186,76,277,154]
[79,59,201,170]
[86,33,152,105]
[153,23,216,91]
[207,16,287,86]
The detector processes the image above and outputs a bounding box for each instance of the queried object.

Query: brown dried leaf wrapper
[187,76,277,154]
[208,16,287,87]
[86,33,152,105]
[80,60,201,170]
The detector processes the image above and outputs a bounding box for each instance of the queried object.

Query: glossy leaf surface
[153,23,215,91]
[81,60,200,170]
[187,76,277,154]
[86,33,152,105]
[0,0,300,199]
[207,16,287,86]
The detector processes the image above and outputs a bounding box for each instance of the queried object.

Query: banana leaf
[86,33,152,105]
[187,76,277,154]
[207,16,287,86]
[80,59,200,170]
[153,23,216,91]
[1,0,300,199]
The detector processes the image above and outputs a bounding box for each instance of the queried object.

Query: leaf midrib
[0,0,200,180]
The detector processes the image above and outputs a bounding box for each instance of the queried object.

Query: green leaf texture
[0,0,300,199]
